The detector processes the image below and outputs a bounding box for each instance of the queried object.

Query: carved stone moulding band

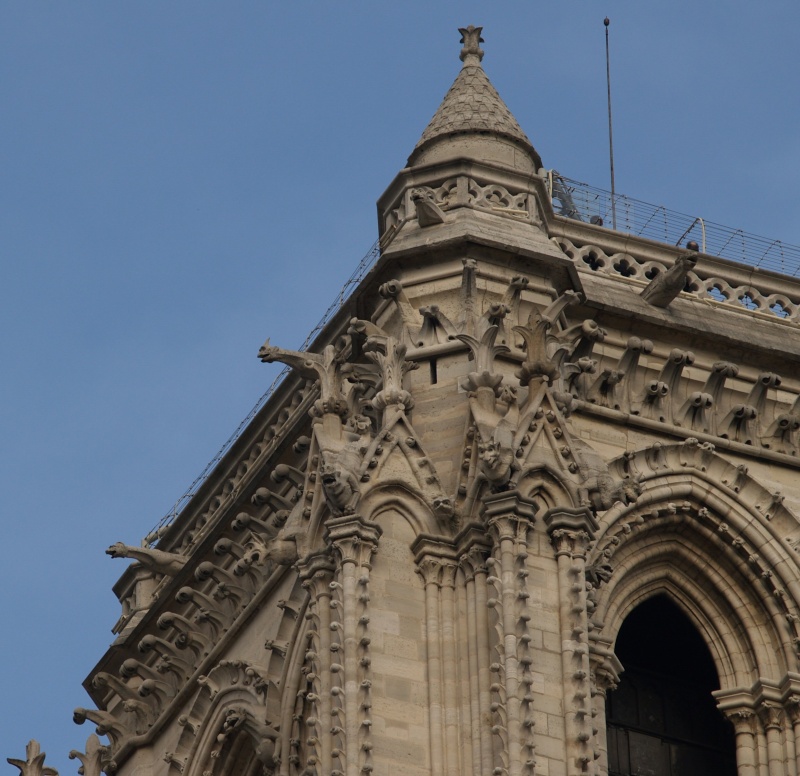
[556,236,800,323]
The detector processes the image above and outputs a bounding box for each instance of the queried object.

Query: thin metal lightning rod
[604,16,617,230]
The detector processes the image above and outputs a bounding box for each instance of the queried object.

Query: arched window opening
[606,595,736,776]
[214,731,263,776]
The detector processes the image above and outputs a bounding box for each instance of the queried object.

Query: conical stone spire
[407,26,543,173]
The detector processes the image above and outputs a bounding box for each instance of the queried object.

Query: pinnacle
[408,26,542,171]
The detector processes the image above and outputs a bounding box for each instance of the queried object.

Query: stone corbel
[564,319,606,363]
[589,336,653,411]
[137,634,193,680]
[763,412,800,455]
[91,673,158,720]
[636,348,695,423]
[678,437,716,472]
[721,372,781,445]
[73,708,133,749]
[156,612,212,659]
[119,659,176,706]
[703,361,739,413]
[213,538,265,582]
[175,586,230,635]
[194,561,253,608]
[417,305,459,347]
[677,391,715,434]
[251,485,295,515]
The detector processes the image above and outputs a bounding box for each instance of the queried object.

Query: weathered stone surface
[19,23,800,776]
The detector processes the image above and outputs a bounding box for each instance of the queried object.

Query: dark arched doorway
[606,595,736,776]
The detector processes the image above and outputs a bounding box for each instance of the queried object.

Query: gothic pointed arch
[167,660,281,776]
[587,440,800,774]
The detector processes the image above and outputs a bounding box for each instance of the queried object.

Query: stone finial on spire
[459,25,484,66]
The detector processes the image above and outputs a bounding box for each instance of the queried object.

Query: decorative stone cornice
[544,506,597,558]
[482,490,538,525]
[325,516,382,567]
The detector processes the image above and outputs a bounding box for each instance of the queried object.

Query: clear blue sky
[2,3,799,773]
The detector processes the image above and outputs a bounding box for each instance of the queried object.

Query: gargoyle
[640,251,698,308]
[106,542,187,577]
[411,187,446,226]
[432,495,455,521]
[258,340,347,417]
[239,530,300,567]
[477,436,516,489]
[319,455,361,516]
[571,439,642,512]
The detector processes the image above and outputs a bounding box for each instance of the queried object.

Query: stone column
[722,709,759,776]
[459,532,496,776]
[460,546,484,776]
[483,490,538,776]
[413,537,460,776]
[589,646,622,776]
[760,702,787,776]
[298,554,337,776]
[544,506,599,776]
[786,696,800,776]
[327,516,382,776]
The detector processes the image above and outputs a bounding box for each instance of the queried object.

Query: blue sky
[2,3,799,773]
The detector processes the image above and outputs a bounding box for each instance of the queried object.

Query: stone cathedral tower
[17,25,800,776]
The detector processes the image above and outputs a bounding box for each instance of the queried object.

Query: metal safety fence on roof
[549,172,800,277]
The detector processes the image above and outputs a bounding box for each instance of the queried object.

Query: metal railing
[548,172,800,276]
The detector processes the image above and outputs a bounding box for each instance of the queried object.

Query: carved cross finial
[459,25,484,65]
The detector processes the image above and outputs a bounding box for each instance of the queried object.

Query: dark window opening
[607,595,736,776]
[430,358,438,384]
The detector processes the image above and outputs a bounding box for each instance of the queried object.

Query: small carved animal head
[319,461,340,487]
[478,440,502,469]
[105,542,128,559]
[618,476,643,505]
[432,496,454,519]
[257,339,278,363]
